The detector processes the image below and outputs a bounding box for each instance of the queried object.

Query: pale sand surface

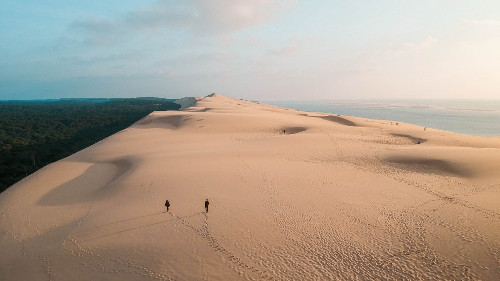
[1,94,500,280]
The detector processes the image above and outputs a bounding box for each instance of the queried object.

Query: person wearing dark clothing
[165,200,170,212]
[205,199,209,213]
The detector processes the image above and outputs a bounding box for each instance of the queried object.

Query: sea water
[264,100,500,137]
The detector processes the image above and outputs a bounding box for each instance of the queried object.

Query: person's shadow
[73,211,204,243]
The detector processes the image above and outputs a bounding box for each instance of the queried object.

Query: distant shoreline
[264,99,500,137]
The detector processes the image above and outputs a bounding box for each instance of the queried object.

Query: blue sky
[1,0,500,100]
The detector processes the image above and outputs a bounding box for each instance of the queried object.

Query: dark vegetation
[0,98,180,193]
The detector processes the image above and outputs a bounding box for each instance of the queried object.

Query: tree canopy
[0,98,180,193]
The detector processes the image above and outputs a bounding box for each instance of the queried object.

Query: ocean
[264,100,500,137]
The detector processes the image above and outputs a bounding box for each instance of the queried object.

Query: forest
[0,98,180,193]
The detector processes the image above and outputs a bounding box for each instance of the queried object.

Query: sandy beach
[1,94,499,280]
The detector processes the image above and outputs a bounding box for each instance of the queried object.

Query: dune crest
[1,94,500,280]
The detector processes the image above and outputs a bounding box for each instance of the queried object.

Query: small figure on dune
[424,127,427,131]
[165,200,170,212]
[205,199,209,213]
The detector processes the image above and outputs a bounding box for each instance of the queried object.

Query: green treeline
[0,98,180,193]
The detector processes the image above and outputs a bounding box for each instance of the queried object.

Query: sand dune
[1,94,500,280]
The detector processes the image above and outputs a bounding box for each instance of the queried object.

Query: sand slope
[1,94,500,280]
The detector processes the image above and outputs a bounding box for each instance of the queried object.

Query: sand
[1,94,499,280]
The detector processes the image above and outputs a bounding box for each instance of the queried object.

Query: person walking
[205,199,209,213]
[165,200,170,212]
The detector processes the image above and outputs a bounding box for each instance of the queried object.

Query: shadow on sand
[74,211,166,234]
[38,160,131,206]
[76,211,205,243]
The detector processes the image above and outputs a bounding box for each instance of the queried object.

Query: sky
[1,0,500,100]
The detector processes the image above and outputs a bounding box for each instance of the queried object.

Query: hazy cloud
[270,38,302,56]
[402,36,438,51]
[131,0,291,32]
[59,52,143,65]
[462,18,500,26]
[379,37,438,56]
[68,0,294,46]
[241,37,267,47]
[69,17,128,46]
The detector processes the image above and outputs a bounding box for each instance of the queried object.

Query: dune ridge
[1,94,500,280]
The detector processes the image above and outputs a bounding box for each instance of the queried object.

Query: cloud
[462,18,500,26]
[68,0,294,46]
[242,37,267,47]
[378,36,438,56]
[270,38,302,56]
[59,52,143,65]
[158,0,290,32]
[69,18,126,46]
[153,50,234,69]
[402,36,438,50]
